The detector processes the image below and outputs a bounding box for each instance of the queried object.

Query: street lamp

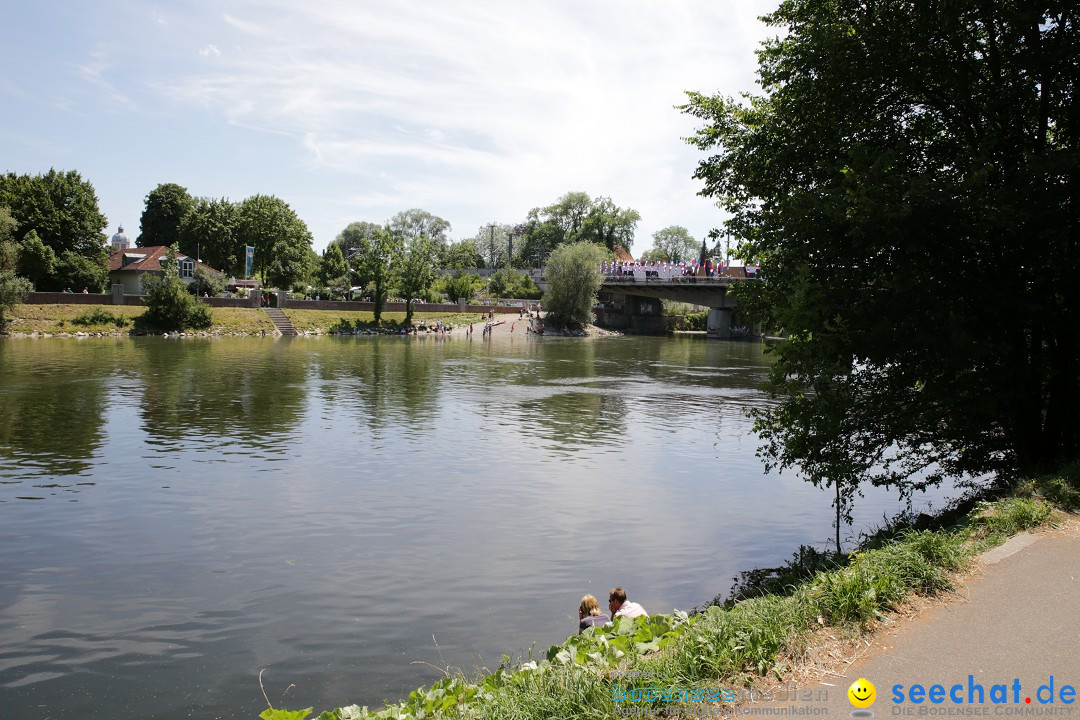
[345,248,362,301]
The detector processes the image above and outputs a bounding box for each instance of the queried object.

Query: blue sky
[1,1,776,256]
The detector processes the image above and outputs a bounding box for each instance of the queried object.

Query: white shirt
[615,601,648,619]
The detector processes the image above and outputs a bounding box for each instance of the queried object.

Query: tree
[236,195,313,283]
[642,225,697,263]
[188,266,226,298]
[266,235,311,290]
[0,168,107,257]
[318,243,349,298]
[487,268,542,300]
[142,245,211,330]
[178,197,239,275]
[439,272,483,303]
[55,249,108,293]
[351,226,402,322]
[138,183,194,248]
[542,241,609,328]
[516,192,640,264]
[578,196,641,251]
[388,209,451,249]
[396,234,441,324]
[17,230,56,290]
[0,207,32,325]
[333,221,382,287]
[473,223,514,268]
[443,239,483,270]
[683,0,1079,548]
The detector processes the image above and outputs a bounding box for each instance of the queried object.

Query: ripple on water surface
[0,336,969,719]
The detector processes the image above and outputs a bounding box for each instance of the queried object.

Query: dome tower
[111,225,130,251]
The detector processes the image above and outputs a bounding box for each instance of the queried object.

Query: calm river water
[0,335,958,719]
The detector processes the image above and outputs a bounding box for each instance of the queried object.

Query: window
[180,259,195,279]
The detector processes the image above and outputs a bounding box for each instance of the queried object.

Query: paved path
[813,526,1080,718]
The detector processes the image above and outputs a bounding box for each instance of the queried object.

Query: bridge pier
[707,307,734,339]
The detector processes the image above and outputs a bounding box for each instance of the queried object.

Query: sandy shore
[454,310,541,337]
[447,312,620,338]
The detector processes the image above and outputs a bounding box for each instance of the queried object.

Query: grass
[5,305,495,336]
[71,308,132,328]
[4,304,276,335]
[205,308,277,335]
[259,464,1077,720]
[283,309,487,334]
[5,304,146,334]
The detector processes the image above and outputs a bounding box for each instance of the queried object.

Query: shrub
[72,309,131,327]
[486,269,542,300]
[141,245,212,331]
[542,242,609,327]
[54,249,108,293]
[188,266,226,297]
[675,311,708,331]
[439,272,482,303]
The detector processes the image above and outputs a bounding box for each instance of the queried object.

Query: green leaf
[259,708,314,720]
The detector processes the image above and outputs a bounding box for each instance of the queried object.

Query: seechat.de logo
[890,676,1077,715]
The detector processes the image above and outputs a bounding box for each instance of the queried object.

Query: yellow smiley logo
[848,678,876,709]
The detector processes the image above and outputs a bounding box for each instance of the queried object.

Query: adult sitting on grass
[608,586,648,619]
[577,594,610,634]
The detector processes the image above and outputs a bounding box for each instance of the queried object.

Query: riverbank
[1,304,625,338]
[1,304,490,337]
[262,463,1079,720]
[2,303,277,336]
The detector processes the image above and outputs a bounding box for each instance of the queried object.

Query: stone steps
[263,307,298,336]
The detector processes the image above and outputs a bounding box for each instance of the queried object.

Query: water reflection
[0,335,961,720]
[0,340,110,484]
[130,339,309,451]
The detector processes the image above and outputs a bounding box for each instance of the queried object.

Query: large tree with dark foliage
[237,195,312,284]
[0,169,107,257]
[138,183,194,248]
[516,192,640,265]
[0,207,32,325]
[683,1,1078,542]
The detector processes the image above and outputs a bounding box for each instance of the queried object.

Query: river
[0,335,959,719]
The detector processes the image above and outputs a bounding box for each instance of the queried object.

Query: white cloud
[74,46,135,110]
[143,0,777,249]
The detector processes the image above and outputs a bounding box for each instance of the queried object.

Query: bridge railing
[600,273,761,285]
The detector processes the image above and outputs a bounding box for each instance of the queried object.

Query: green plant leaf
[259,707,314,720]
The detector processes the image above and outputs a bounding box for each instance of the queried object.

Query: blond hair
[579,594,602,616]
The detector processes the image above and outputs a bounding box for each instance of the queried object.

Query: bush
[675,310,708,331]
[55,249,108,293]
[0,237,32,326]
[439,272,483,303]
[72,309,131,327]
[141,245,212,331]
[486,269,542,300]
[542,242,608,327]
[187,266,226,298]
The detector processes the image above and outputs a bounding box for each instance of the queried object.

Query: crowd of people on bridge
[600,259,760,281]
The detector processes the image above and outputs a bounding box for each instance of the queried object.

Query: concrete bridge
[595,275,758,338]
[443,267,761,337]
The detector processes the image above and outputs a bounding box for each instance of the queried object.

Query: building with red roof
[108,244,222,294]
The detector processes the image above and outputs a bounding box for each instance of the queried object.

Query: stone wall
[25,292,114,305]
[24,292,253,308]
[282,299,523,314]
[23,292,523,314]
